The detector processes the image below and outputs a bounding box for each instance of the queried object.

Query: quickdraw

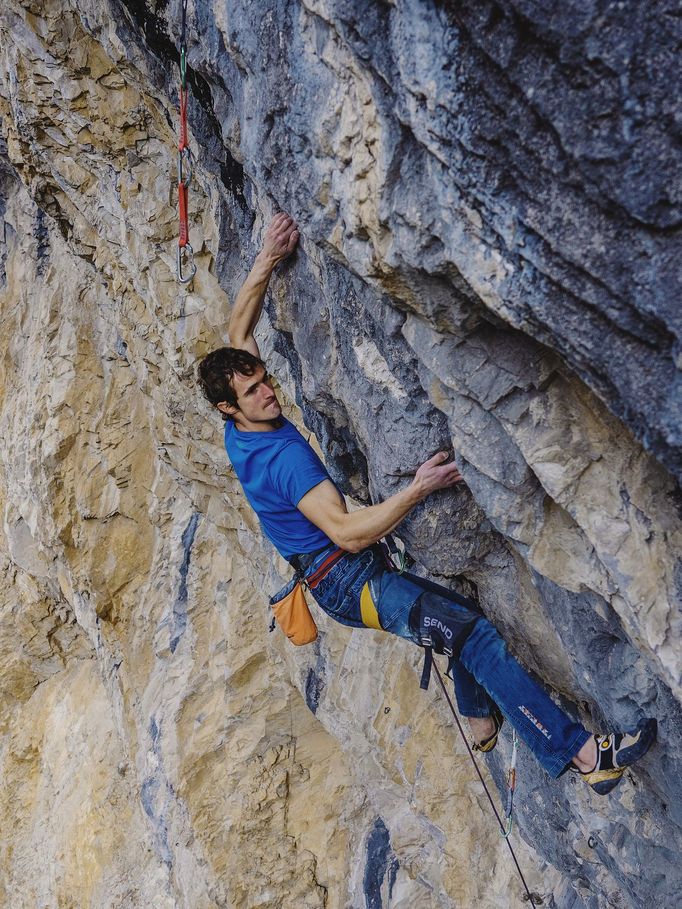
[177,0,196,284]
[501,728,519,839]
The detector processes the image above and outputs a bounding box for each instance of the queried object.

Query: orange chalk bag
[269,548,346,646]
[269,576,318,646]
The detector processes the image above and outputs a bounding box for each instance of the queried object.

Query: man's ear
[216,401,238,418]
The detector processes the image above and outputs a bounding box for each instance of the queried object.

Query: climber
[197,212,656,795]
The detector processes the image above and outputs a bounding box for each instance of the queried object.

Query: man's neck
[232,416,283,433]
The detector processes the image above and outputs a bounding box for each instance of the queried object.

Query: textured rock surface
[0,1,680,907]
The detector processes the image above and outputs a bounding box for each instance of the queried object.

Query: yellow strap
[360,582,382,630]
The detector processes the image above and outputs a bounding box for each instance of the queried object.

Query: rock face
[0,1,680,907]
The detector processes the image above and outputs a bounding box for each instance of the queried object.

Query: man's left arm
[229,213,299,357]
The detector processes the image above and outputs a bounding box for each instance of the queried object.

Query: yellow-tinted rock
[0,2,678,908]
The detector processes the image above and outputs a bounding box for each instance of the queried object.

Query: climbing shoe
[472,708,504,753]
[577,718,657,795]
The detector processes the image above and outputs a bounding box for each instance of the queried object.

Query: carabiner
[177,242,196,285]
[180,45,187,89]
[177,146,192,189]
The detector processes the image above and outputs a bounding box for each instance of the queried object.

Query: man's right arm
[297,452,464,552]
[229,213,299,357]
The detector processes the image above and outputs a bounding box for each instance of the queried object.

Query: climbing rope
[431,659,538,908]
[177,0,196,284]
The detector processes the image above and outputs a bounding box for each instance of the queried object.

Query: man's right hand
[261,212,300,265]
[412,451,465,499]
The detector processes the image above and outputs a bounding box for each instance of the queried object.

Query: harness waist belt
[305,548,346,589]
[288,544,329,574]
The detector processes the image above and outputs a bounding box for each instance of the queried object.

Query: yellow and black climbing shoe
[472,708,504,753]
[579,718,657,795]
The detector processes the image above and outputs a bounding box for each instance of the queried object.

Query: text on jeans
[518,704,552,740]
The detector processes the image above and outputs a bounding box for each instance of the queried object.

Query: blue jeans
[305,544,590,778]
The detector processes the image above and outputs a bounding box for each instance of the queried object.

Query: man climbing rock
[197,212,656,795]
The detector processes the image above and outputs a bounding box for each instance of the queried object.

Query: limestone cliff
[0,1,680,907]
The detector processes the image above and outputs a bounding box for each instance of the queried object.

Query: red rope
[179,85,189,152]
[178,181,189,248]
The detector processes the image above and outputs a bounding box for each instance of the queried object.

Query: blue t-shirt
[225,417,334,559]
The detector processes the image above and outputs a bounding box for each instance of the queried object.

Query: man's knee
[408,590,480,658]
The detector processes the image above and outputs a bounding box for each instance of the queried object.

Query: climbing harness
[176,0,196,284]
[409,589,479,689]
[431,658,538,908]
[400,567,482,692]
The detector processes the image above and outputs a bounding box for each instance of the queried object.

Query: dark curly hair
[196,347,265,421]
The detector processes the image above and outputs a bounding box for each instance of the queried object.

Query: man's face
[224,366,282,429]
